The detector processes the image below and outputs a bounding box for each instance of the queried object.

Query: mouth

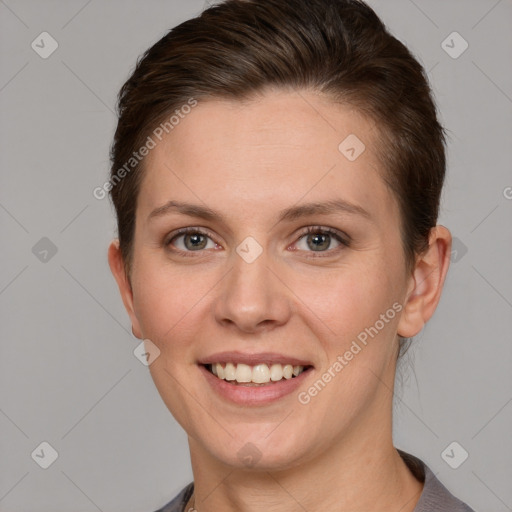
[203,362,312,386]
[197,353,314,405]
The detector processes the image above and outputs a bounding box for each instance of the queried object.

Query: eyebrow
[148,198,371,224]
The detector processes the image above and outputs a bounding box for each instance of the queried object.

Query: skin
[109,89,452,512]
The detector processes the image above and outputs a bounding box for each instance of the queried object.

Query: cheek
[130,260,218,431]
[290,260,401,349]
[130,259,216,353]
[288,266,402,439]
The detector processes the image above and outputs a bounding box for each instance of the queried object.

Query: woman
[107,0,475,510]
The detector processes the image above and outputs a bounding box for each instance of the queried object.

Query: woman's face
[114,90,418,469]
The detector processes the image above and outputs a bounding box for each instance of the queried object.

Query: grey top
[154,450,475,512]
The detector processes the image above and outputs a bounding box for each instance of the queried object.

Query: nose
[212,244,293,334]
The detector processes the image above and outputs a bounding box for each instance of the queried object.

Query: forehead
[138,90,395,224]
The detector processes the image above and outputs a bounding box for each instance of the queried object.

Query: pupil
[308,233,329,251]
[185,233,207,250]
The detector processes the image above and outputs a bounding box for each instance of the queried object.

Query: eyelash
[165,226,350,258]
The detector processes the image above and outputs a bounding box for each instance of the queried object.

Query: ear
[108,239,142,339]
[397,225,452,338]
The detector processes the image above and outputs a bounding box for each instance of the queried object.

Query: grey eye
[296,231,342,252]
[170,231,216,251]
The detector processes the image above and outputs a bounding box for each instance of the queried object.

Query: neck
[187,410,423,512]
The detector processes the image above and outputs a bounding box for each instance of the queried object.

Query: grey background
[0,0,511,511]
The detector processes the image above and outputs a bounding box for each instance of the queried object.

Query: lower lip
[199,365,313,406]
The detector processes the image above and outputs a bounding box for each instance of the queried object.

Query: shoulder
[153,482,194,512]
[398,449,476,512]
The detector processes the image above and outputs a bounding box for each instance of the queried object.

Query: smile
[198,351,314,404]
[206,362,309,385]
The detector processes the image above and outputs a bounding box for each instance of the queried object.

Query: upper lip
[198,351,314,367]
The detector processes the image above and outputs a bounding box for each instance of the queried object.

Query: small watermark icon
[450,237,468,263]
[441,32,468,59]
[134,339,161,366]
[31,441,59,469]
[236,236,263,264]
[441,441,469,469]
[32,237,58,263]
[237,442,262,467]
[503,186,512,200]
[338,134,365,161]
[31,32,58,59]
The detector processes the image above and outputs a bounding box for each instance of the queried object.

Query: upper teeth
[211,363,305,383]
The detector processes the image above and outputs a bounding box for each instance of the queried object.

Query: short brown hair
[109,0,446,277]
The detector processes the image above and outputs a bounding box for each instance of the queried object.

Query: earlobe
[397,226,452,338]
[107,240,142,339]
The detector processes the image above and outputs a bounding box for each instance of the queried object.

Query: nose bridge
[213,237,290,332]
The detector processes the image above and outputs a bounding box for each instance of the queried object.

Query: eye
[165,225,349,258]
[293,226,349,255]
[166,228,220,255]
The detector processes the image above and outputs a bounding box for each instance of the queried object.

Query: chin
[202,425,314,471]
